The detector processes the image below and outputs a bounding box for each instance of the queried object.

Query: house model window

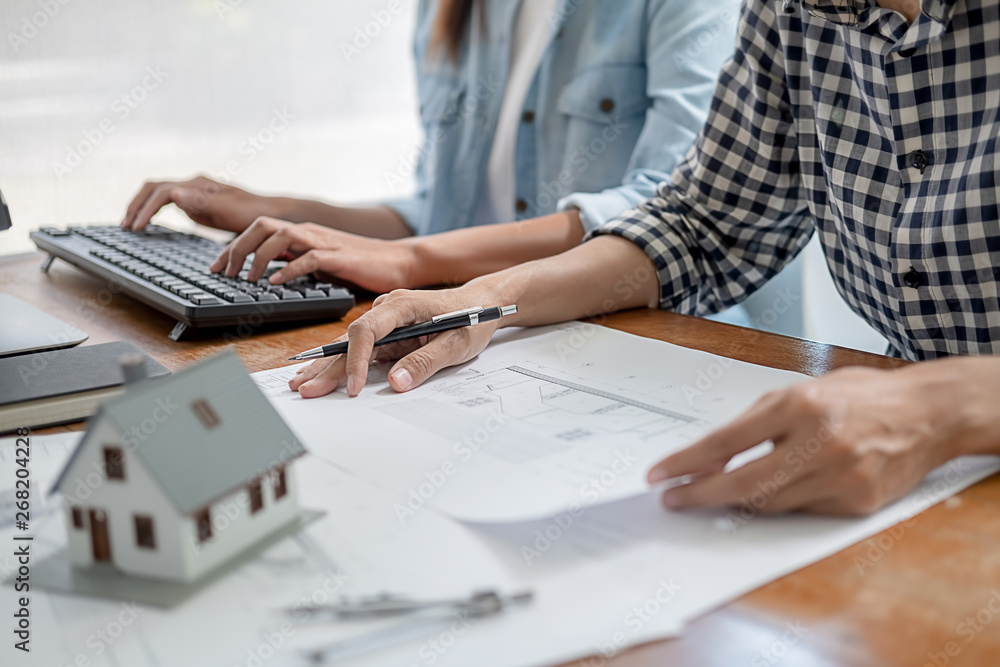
[134,515,156,549]
[274,465,287,500]
[248,479,263,514]
[103,446,125,480]
[195,508,212,543]
[191,398,221,429]
[71,506,84,529]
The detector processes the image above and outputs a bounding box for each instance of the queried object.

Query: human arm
[647,356,1000,515]
[287,233,657,397]
[120,176,412,239]
[213,209,585,289]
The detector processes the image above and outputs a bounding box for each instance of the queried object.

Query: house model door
[89,509,112,562]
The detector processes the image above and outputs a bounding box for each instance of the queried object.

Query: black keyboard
[30,225,354,340]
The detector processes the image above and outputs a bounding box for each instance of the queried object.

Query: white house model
[50,352,306,583]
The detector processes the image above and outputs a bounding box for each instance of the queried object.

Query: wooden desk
[3,253,998,666]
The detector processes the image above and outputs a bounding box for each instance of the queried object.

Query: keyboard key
[303,289,326,299]
[192,295,223,305]
[256,292,280,302]
[280,290,303,300]
[231,293,255,303]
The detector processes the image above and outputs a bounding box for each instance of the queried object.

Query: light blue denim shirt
[383,0,741,236]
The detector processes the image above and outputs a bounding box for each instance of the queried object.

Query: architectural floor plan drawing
[256,324,810,522]
[377,361,708,470]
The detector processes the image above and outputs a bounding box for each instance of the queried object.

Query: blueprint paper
[4,429,998,666]
[255,324,809,522]
[2,433,684,667]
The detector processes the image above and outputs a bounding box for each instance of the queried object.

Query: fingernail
[662,491,680,509]
[648,467,669,484]
[347,376,359,396]
[390,368,412,391]
[270,272,284,283]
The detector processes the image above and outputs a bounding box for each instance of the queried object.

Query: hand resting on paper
[288,234,657,398]
[288,285,503,398]
[647,357,1000,516]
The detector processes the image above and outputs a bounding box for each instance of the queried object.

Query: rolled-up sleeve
[590,0,813,316]
[560,0,742,233]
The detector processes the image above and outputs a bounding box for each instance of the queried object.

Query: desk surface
[3,253,998,667]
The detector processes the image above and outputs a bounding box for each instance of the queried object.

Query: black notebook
[0,341,170,433]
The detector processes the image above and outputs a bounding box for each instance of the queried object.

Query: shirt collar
[798,0,958,29]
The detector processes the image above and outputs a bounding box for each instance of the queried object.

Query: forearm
[407,211,585,287]
[270,197,413,240]
[467,234,659,328]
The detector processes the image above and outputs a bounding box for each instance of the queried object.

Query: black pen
[288,305,518,361]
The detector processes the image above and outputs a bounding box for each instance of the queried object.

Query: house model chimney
[119,353,148,385]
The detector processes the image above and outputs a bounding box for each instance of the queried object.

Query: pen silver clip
[431,306,484,324]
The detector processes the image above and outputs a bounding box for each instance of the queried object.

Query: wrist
[464,265,531,328]
[912,358,1000,459]
[394,236,424,289]
[401,236,437,288]
[262,196,295,220]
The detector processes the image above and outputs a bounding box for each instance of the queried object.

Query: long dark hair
[431,0,482,60]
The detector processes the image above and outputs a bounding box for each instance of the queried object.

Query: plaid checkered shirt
[592,0,1000,360]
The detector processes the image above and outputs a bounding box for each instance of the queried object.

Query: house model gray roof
[52,351,306,515]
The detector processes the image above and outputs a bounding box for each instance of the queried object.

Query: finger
[386,331,474,393]
[295,357,349,399]
[213,219,277,277]
[648,391,791,483]
[343,296,427,396]
[289,358,332,386]
[122,181,161,228]
[289,334,348,377]
[270,250,332,285]
[247,229,295,282]
[130,184,182,231]
[295,340,411,398]
[271,250,341,284]
[659,440,805,510]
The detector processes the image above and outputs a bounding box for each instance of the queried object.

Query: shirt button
[909,150,930,174]
[899,47,916,58]
[599,98,615,113]
[515,199,528,213]
[903,267,924,289]
[522,110,535,124]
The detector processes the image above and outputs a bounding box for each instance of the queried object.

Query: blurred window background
[0,0,886,353]
[0,0,421,251]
